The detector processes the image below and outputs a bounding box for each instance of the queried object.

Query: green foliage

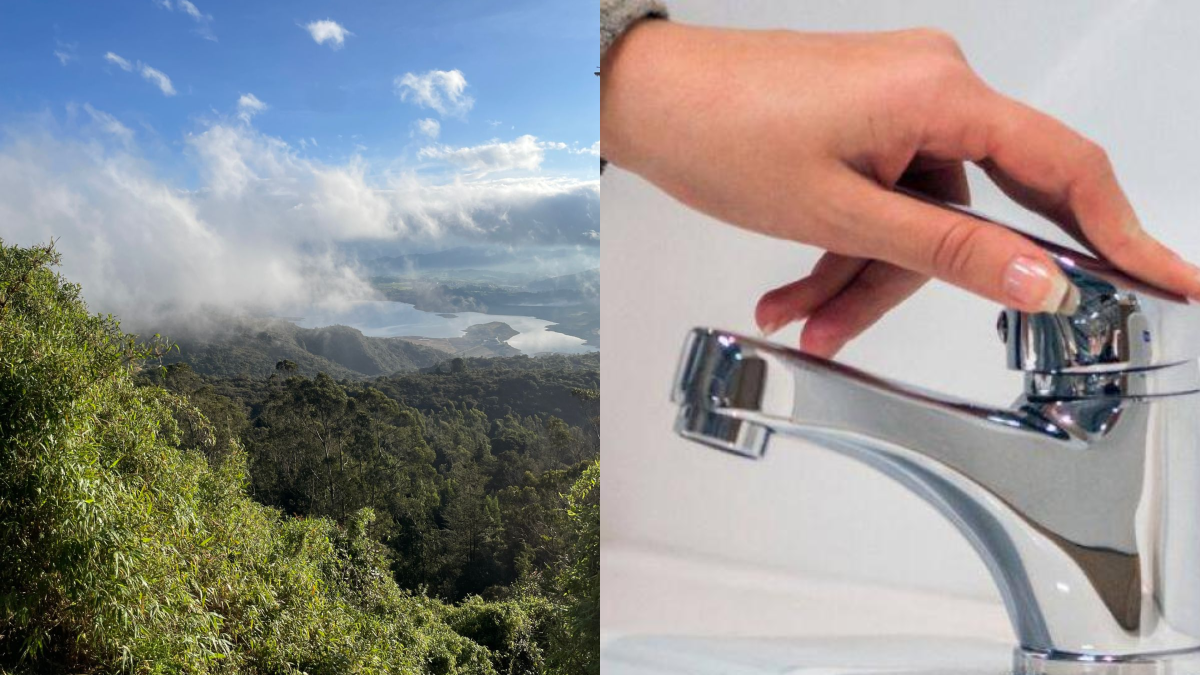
[161,318,448,379]
[446,593,555,675]
[379,357,600,428]
[0,241,499,673]
[550,461,600,675]
[0,240,601,674]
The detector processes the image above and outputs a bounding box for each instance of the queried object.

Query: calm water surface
[295,300,596,355]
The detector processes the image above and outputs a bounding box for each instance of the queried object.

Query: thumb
[839,183,1079,314]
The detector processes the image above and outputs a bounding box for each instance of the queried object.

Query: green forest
[0,241,600,674]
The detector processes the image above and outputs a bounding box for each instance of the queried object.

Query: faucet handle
[1000,232,1200,373]
[904,190,1200,374]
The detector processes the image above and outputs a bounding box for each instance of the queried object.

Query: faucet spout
[673,328,1200,670]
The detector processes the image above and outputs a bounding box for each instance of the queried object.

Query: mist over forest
[0,115,598,336]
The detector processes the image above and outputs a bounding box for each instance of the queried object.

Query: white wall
[601,0,1200,601]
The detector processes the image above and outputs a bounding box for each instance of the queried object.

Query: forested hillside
[0,241,599,674]
[159,317,449,379]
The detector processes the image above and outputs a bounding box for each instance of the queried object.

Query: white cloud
[105,53,177,96]
[419,134,546,175]
[413,118,440,139]
[140,64,176,96]
[394,69,473,119]
[418,136,601,173]
[574,141,601,156]
[54,41,77,66]
[177,0,203,20]
[0,118,598,328]
[105,51,133,71]
[304,19,351,49]
[236,93,267,123]
[157,0,216,40]
[82,104,133,144]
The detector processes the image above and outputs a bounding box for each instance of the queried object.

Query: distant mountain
[361,245,596,280]
[524,268,599,295]
[366,247,530,274]
[151,316,520,379]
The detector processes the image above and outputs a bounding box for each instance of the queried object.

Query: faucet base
[1016,648,1200,675]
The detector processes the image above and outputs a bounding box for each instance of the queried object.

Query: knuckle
[893,51,973,100]
[1077,140,1112,174]
[924,53,972,88]
[929,217,987,280]
[907,27,964,57]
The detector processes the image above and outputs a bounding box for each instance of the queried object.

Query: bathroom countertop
[602,542,1017,674]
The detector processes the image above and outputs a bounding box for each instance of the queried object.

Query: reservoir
[295,300,597,355]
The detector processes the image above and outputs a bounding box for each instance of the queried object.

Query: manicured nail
[1003,255,1078,315]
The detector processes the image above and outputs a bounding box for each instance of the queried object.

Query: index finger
[925,90,1200,300]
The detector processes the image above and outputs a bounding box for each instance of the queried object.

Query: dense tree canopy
[0,241,599,674]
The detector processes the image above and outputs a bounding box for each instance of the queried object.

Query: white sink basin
[603,636,1011,674]
[602,543,1015,674]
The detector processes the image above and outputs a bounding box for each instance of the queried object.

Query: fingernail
[1004,255,1078,314]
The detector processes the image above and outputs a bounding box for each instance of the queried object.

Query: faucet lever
[673,200,1200,674]
[900,189,1200,378]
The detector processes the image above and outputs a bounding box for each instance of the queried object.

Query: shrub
[0,241,495,673]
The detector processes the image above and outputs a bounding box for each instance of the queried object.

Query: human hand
[600,21,1200,357]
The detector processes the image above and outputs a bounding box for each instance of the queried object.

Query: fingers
[837,180,1080,314]
[755,253,867,335]
[934,91,1200,299]
[800,262,927,358]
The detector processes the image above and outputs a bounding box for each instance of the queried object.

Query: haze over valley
[0,60,599,372]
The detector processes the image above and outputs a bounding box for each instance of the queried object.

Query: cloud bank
[0,107,598,329]
[418,136,601,175]
[419,134,545,175]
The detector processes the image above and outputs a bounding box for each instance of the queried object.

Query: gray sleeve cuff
[601,0,668,63]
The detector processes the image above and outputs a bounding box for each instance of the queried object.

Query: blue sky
[0,0,599,324]
[0,0,598,179]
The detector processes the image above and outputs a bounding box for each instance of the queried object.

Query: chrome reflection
[672,203,1200,674]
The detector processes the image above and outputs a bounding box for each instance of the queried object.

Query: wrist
[600,19,689,173]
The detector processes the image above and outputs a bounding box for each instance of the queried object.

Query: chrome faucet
[672,200,1200,675]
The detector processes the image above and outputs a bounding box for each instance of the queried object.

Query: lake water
[295,300,597,355]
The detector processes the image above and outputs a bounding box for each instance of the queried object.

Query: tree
[550,461,600,675]
[438,459,504,598]
[0,240,502,673]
